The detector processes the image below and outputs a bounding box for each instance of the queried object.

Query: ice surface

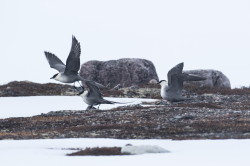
[0,96,156,119]
[121,145,169,154]
[0,138,250,166]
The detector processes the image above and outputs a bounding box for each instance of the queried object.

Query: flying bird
[44,36,84,88]
[158,62,206,102]
[44,36,105,89]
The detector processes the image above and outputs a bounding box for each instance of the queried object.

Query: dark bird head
[157,80,167,84]
[76,87,85,96]
[50,73,59,79]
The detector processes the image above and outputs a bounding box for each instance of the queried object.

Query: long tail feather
[102,99,134,105]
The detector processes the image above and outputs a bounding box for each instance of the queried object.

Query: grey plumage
[45,36,106,89]
[64,36,81,75]
[78,81,119,110]
[45,52,66,73]
[44,36,83,85]
[158,62,206,102]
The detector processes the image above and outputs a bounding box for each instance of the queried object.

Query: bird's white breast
[80,91,91,105]
[54,73,74,83]
[54,73,65,82]
[160,85,168,99]
[160,82,168,99]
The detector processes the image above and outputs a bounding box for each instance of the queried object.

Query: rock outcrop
[0,81,75,96]
[184,69,231,89]
[80,58,159,87]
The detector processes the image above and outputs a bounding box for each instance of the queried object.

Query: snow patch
[121,145,169,155]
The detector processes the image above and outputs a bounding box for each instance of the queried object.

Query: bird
[77,80,122,110]
[158,62,206,102]
[44,36,104,89]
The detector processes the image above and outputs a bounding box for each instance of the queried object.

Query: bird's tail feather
[102,99,134,105]
[79,76,106,88]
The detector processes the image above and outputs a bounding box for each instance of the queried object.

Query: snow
[121,145,169,154]
[0,138,250,166]
[1,96,250,166]
[0,96,156,119]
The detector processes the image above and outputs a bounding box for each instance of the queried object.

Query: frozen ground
[1,138,250,166]
[0,96,156,119]
[1,96,250,166]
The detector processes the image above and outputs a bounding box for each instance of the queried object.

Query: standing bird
[77,80,121,110]
[44,36,85,88]
[158,62,206,102]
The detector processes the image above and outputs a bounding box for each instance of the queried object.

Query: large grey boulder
[184,69,231,89]
[80,58,159,87]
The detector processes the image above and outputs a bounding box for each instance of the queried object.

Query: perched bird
[158,62,206,102]
[77,81,121,110]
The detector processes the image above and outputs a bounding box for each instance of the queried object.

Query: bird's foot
[86,106,97,110]
[156,100,170,105]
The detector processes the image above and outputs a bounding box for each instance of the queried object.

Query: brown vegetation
[67,147,127,156]
[1,81,250,140]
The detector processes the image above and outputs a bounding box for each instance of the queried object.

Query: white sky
[1,0,250,87]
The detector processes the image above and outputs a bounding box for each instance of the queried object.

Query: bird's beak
[77,91,83,96]
[76,88,85,96]
[50,77,53,79]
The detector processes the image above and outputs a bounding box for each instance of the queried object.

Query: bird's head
[157,80,167,86]
[76,87,85,96]
[50,73,59,79]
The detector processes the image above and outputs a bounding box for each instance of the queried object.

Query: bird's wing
[170,75,184,90]
[85,80,103,98]
[44,51,66,72]
[64,36,81,75]
[180,73,206,82]
[167,62,184,86]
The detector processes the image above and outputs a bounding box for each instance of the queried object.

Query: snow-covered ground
[0,96,156,119]
[1,96,250,166]
[1,138,250,166]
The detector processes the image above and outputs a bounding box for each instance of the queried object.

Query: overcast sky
[1,0,250,87]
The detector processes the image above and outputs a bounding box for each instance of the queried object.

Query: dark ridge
[184,84,250,95]
[0,81,74,96]
[67,147,128,156]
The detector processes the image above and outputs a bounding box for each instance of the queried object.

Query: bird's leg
[97,105,100,110]
[86,105,97,110]
[86,105,92,110]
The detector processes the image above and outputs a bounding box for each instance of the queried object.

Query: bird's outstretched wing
[44,51,66,72]
[167,62,184,86]
[85,80,103,98]
[64,36,81,75]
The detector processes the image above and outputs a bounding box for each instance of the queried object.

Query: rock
[112,84,122,90]
[149,79,158,84]
[0,81,75,97]
[184,69,231,89]
[80,58,159,87]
